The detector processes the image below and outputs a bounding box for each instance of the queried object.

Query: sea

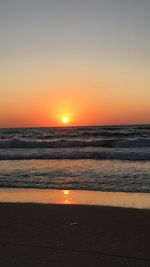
[0,125,150,193]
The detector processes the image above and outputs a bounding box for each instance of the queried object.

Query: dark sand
[0,203,150,267]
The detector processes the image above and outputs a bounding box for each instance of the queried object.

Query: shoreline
[1,188,150,265]
[0,188,150,209]
[0,202,150,266]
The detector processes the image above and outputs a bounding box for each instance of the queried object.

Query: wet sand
[0,203,150,266]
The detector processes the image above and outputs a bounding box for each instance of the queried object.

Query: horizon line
[0,122,150,130]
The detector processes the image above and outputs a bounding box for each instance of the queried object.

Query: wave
[0,137,112,149]
[0,148,150,161]
[113,138,150,148]
[0,137,150,149]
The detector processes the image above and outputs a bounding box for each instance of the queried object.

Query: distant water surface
[0,125,150,192]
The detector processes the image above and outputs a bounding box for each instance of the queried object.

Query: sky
[0,0,150,127]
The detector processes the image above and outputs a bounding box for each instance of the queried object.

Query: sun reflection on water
[63,190,71,204]
[63,190,70,196]
[0,188,150,209]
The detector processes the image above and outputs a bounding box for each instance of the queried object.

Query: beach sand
[0,203,150,267]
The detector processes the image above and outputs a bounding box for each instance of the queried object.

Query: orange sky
[1,61,150,127]
[0,1,150,127]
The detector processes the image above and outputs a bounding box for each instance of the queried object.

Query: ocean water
[0,125,150,192]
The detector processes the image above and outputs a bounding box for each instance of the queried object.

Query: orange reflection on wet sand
[0,188,150,209]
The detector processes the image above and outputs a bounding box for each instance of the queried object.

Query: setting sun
[62,116,70,124]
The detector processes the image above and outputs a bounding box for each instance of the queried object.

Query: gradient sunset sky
[0,0,150,127]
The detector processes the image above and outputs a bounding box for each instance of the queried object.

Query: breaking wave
[0,137,150,149]
[0,147,150,161]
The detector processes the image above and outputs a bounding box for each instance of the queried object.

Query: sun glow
[62,116,70,124]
